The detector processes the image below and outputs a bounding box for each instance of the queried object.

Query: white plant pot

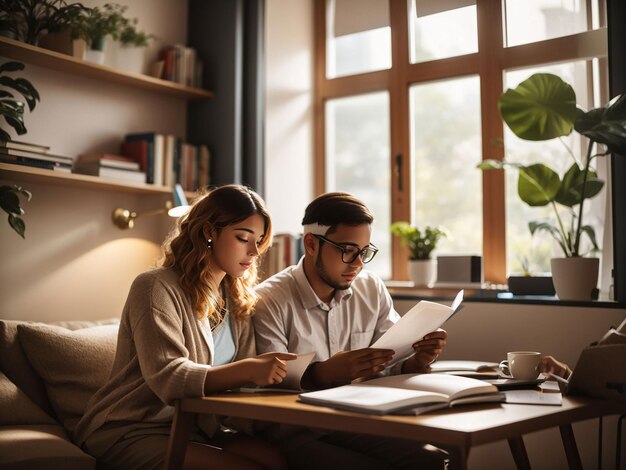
[550,257,599,301]
[84,48,105,65]
[408,259,437,287]
[107,42,147,74]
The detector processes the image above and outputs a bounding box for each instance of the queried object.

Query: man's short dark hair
[301,192,374,233]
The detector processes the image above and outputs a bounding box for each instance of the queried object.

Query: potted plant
[390,221,447,287]
[479,73,626,300]
[69,3,127,64]
[0,0,87,45]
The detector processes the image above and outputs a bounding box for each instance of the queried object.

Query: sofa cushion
[0,371,56,426]
[17,323,118,435]
[0,424,95,470]
[0,321,53,416]
[0,319,119,418]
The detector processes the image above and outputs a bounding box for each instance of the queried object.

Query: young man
[253,192,448,469]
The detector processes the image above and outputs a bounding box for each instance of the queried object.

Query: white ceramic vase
[408,259,437,287]
[550,257,599,301]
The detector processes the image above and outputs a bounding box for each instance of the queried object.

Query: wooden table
[164,393,626,470]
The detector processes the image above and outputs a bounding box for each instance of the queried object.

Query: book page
[363,373,498,400]
[431,360,499,372]
[239,352,315,393]
[372,291,463,364]
[299,384,448,414]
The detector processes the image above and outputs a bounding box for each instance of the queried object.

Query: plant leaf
[0,62,25,74]
[575,94,626,155]
[529,220,571,257]
[580,225,600,251]
[517,163,560,206]
[8,213,25,238]
[499,73,578,141]
[0,187,22,215]
[555,164,604,207]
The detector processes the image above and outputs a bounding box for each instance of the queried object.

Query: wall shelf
[0,36,213,100]
[0,162,196,198]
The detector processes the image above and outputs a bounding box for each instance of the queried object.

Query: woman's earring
[207,238,213,249]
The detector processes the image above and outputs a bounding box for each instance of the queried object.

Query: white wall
[0,0,188,321]
[264,0,315,234]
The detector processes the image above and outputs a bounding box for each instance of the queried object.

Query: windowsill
[385,281,626,308]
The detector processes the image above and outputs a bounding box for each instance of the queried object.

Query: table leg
[559,424,583,470]
[508,436,531,470]
[164,401,194,470]
[446,445,469,470]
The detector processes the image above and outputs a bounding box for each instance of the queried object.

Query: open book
[299,373,504,415]
[372,291,464,365]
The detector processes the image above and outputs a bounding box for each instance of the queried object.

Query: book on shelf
[299,373,505,415]
[158,44,203,88]
[120,139,152,183]
[259,233,303,280]
[125,132,164,186]
[73,153,141,172]
[0,155,71,172]
[0,147,72,164]
[1,140,51,153]
[371,290,464,366]
[91,166,147,184]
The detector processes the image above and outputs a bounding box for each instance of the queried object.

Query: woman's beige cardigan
[73,267,256,455]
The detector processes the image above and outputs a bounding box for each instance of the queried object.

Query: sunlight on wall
[2,238,162,322]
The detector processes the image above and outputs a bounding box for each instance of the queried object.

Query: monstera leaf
[498,73,578,141]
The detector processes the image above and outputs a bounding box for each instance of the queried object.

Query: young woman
[74,184,295,470]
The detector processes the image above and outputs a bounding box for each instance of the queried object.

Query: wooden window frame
[314,0,608,284]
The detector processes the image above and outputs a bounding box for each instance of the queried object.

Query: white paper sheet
[372,291,463,365]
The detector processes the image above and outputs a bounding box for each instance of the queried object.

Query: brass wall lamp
[112,184,190,229]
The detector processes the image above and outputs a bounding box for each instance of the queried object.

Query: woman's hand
[245,352,298,386]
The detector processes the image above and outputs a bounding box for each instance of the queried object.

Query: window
[314,0,608,285]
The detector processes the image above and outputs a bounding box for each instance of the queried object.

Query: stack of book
[0,140,72,172]
[72,153,147,184]
[120,132,210,191]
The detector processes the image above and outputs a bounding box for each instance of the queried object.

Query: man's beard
[315,251,351,291]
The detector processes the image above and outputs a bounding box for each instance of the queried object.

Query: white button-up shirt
[253,257,400,363]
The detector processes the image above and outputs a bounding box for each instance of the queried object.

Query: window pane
[503,61,605,275]
[409,76,482,258]
[409,0,478,64]
[325,92,391,278]
[327,0,392,78]
[504,0,592,47]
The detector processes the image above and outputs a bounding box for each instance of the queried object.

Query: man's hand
[310,348,394,388]
[245,352,298,386]
[402,329,447,374]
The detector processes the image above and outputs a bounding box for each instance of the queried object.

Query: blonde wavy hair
[160,184,272,324]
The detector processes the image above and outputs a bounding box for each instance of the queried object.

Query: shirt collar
[293,256,353,310]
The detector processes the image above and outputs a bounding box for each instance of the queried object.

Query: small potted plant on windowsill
[390,221,448,287]
[479,73,626,300]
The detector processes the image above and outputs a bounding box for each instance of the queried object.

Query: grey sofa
[0,318,119,470]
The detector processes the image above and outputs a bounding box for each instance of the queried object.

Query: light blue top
[212,312,236,365]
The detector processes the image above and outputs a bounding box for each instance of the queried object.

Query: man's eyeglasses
[313,234,378,264]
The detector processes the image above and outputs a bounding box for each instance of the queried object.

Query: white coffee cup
[499,351,541,380]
